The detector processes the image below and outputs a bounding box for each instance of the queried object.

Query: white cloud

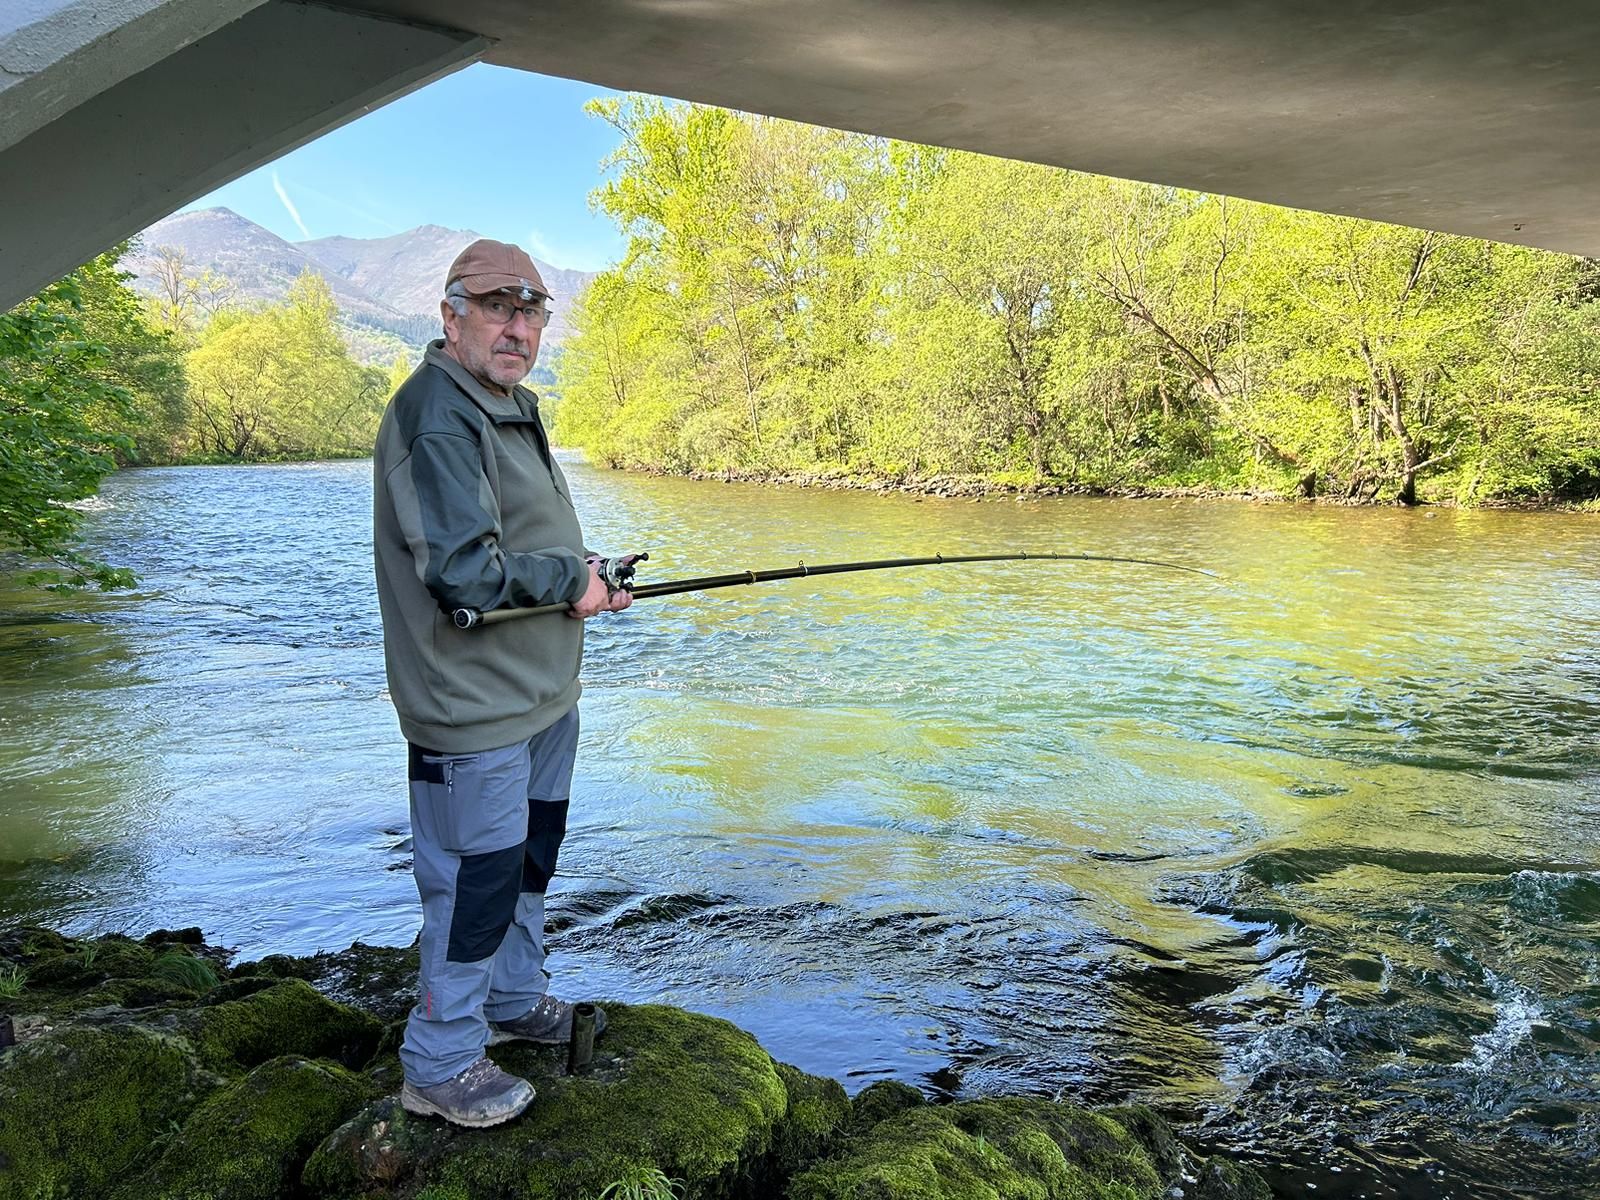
[272,171,312,239]
[291,180,401,234]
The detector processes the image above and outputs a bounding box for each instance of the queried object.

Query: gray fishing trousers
[399,705,579,1087]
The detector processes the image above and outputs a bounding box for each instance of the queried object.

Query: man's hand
[569,559,634,619]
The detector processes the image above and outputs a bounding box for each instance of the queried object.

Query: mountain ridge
[124,208,597,364]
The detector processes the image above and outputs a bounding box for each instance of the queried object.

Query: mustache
[492,340,529,358]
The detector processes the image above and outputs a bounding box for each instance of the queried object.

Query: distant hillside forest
[553,98,1600,506]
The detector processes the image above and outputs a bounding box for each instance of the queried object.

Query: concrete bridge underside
[4,0,1599,309]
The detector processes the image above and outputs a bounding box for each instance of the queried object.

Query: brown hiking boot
[488,994,608,1045]
[400,1056,534,1127]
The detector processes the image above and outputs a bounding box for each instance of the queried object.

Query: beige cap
[444,238,550,300]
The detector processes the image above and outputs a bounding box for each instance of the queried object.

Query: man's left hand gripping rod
[452,552,649,629]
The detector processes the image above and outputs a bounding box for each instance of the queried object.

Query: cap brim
[456,272,550,299]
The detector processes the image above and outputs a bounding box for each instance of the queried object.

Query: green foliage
[0,250,179,589]
[557,99,1600,505]
[150,947,221,994]
[592,1164,683,1200]
[0,963,26,998]
[186,272,389,461]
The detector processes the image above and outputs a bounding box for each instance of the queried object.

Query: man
[372,238,631,1128]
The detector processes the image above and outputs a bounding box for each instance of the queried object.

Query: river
[2,457,1598,1198]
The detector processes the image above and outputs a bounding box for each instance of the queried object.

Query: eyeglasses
[473,294,552,328]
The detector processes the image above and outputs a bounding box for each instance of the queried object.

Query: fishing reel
[587,551,649,595]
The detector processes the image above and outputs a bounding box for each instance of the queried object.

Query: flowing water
[2,457,1598,1198]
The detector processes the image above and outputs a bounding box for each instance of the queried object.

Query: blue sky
[183,65,632,271]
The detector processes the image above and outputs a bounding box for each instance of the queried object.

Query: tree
[559,96,1600,506]
[0,255,150,588]
[185,272,382,461]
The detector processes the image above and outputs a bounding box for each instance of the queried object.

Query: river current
[2,457,1598,1198]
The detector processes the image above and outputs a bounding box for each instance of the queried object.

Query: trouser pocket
[408,742,528,854]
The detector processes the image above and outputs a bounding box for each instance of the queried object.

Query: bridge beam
[0,1,483,308]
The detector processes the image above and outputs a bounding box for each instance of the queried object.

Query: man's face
[440,290,544,394]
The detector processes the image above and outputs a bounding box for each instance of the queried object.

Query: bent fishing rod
[451,551,1217,629]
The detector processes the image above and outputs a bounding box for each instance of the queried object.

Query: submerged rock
[0,927,1270,1200]
[789,1097,1261,1200]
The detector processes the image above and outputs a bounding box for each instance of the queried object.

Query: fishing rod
[451,550,1216,629]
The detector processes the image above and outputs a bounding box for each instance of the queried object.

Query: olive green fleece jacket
[373,341,589,753]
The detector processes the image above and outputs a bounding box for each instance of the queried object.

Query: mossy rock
[305,1003,790,1199]
[1098,1106,1183,1182]
[82,976,210,1010]
[233,942,421,1024]
[189,978,383,1073]
[848,1079,927,1135]
[1188,1157,1272,1200]
[115,1055,373,1200]
[0,1025,216,1200]
[788,1096,1172,1200]
[15,933,155,990]
[200,976,285,1007]
[142,927,206,948]
[770,1062,851,1175]
[1,930,224,1021]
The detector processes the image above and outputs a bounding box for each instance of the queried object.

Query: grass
[0,963,27,998]
[593,1166,683,1200]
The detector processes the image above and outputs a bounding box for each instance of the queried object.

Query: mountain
[124,208,598,363]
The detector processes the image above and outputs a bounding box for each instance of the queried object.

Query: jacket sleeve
[389,431,588,612]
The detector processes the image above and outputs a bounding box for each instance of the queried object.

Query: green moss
[770,1062,851,1176]
[306,1004,789,1200]
[232,942,422,1024]
[116,1055,372,1200]
[1187,1157,1272,1200]
[8,927,69,959]
[848,1080,927,1134]
[191,978,382,1073]
[442,1004,785,1199]
[1099,1106,1182,1182]
[199,976,283,1006]
[25,934,155,989]
[0,1025,214,1199]
[788,1097,1175,1200]
[82,976,209,1010]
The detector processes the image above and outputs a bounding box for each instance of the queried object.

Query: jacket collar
[424,340,539,424]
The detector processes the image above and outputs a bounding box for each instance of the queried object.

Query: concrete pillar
[0,1,486,308]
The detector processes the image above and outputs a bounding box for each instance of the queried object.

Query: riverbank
[606,463,1599,510]
[1,926,1269,1200]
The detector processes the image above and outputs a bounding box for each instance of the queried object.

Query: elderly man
[372,238,632,1127]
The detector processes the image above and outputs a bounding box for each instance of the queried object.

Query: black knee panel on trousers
[447,844,523,963]
[523,798,569,894]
